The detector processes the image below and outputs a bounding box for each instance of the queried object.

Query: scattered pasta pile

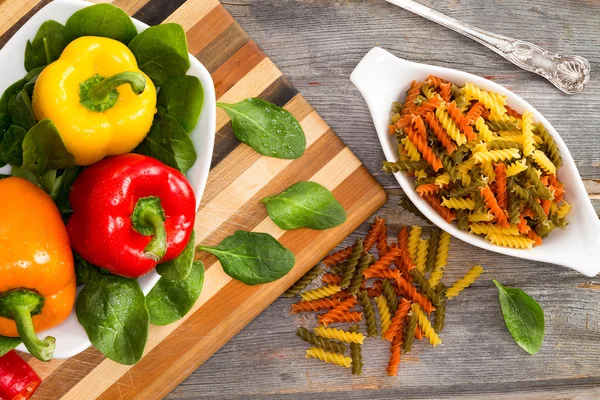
[285,217,484,376]
[383,75,571,249]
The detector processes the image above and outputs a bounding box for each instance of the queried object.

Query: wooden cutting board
[0,0,387,398]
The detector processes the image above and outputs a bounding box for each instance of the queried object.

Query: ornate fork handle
[385,0,590,95]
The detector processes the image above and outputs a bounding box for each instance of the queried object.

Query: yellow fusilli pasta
[436,105,467,145]
[486,233,535,249]
[414,169,428,180]
[435,173,451,187]
[521,110,536,156]
[401,137,421,162]
[475,117,495,143]
[467,212,495,222]
[314,326,365,344]
[505,160,528,177]
[556,202,571,219]
[446,265,485,299]
[531,150,557,175]
[408,225,422,261]
[376,295,392,336]
[411,303,442,347]
[415,238,428,272]
[305,347,352,368]
[472,148,520,164]
[300,285,341,301]
[441,197,475,210]
[462,82,507,117]
[469,223,520,236]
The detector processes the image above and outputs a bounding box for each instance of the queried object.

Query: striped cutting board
[0,0,387,398]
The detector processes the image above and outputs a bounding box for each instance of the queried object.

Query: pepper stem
[131,196,167,262]
[79,72,146,112]
[0,289,55,362]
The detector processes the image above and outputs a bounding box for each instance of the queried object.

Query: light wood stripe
[0,0,40,36]
[112,0,150,14]
[163,0,219,30]
[216,57,283,130]
[63,145,364,400]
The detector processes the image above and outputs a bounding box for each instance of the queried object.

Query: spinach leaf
[0,175,9,180]
[0,336,21,357]
[157,75,203,133]
[22,119,76,175]
[0,79,26,113]
[0,125,26,166]
[217,98,306,159]
[493,280,544,355]
[197,231,295,285]
[10,166,39,186]
[260,181,346,230]
[76,264,149,365]
[128,23,190,86]
[8,90,36,130]
[54,167,81,216]
[136,107,196,173]
[147,260,204,326]
[0,114,10,167]
[24,20,67,72]
[65,3,137,44]
[156,231,196,280]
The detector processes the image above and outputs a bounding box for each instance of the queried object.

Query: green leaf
[197,231,295,285]
[147,260,204,326]
[8,90,36,130]
[260,181,346,230]
[0,79,26,113]
[493,280,545,355]
[10,166,39,186]
[156,231,196,280]
[76,265,149,365]
[128,23,190,86]
[217,98,306,159]
[24,20,68,72]
[135,107,196,173]
[0,336,21,357]
[65,4,137,44]
[0,114,11,168]
[21,119,76,175]
[0,125,27,166]
[157,75,203,133]
[53,167,81,216]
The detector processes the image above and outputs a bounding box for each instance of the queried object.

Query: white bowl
[0,0,216,358]
[351,47,600,277]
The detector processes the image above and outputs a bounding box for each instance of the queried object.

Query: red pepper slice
[67,154,196,278]
[0,351,41,400]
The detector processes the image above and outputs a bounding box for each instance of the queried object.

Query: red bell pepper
[0,351,41,400]
[67,154,196,278]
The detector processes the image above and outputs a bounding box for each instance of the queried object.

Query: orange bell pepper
[0,177,76,361]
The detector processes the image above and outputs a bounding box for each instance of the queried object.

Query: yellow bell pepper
[32,36,157,166]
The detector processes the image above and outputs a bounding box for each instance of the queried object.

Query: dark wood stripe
[99,165,386,400]
[197,19,250,73]
[0,0,49,48]
[211,75,299,168]
[213,41,266,98]
[132,0,187,26]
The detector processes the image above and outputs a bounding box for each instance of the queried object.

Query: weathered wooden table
[167,1,600,398]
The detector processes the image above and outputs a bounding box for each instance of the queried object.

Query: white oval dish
[351,47,600,277]
[0,0,216,358]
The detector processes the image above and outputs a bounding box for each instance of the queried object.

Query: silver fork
[385,0,590,95]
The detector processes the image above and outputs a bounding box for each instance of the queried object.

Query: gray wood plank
[168,0,600,398]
